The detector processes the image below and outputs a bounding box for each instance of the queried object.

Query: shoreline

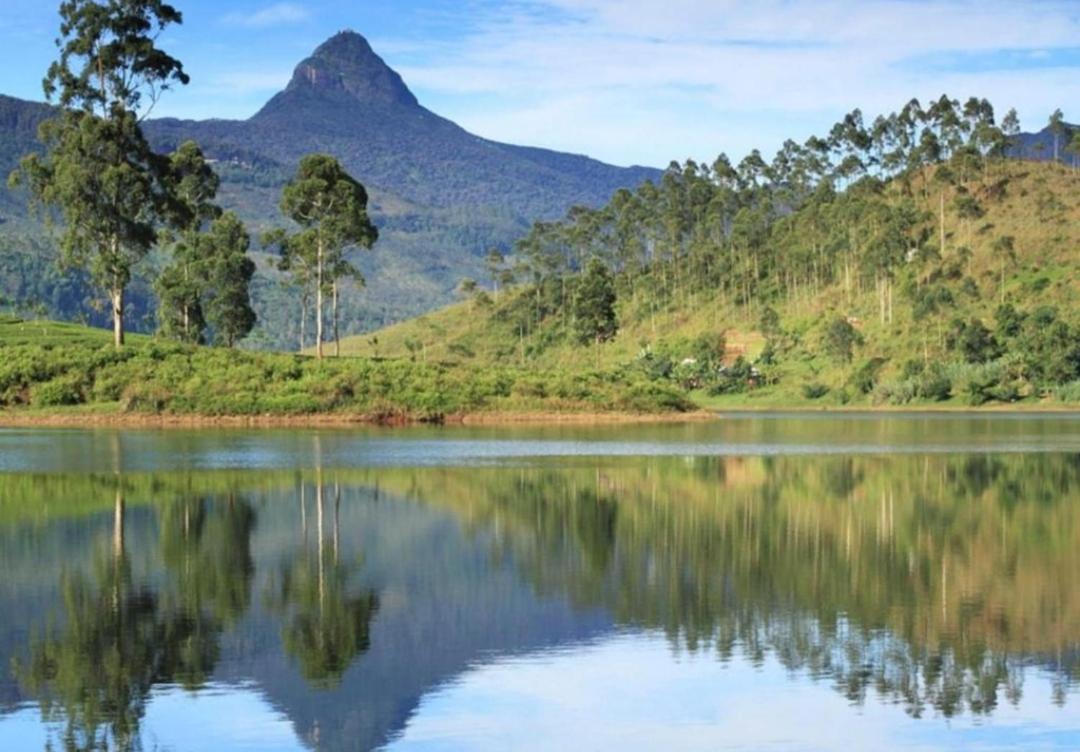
[1,404,1077,429]
[0,409,720,429]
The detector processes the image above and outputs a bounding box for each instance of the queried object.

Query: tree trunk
[299,292,307,352]
[333,482,340,563]
[316,238,325,360]
[112,487,125,614]
[113,488,125,561]
[887,278,893,324]
[182,263,190,340]
[878,274,885,326]
[939,191,946,256]
[333,280,340,357]
[300,482,307,542]
[112,286,124,348]
[316,481,325,609]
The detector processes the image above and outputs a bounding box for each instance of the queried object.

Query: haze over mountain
[0,31,658,347]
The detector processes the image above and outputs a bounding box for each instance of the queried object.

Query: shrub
[1055,381,1080,404]
[255,394,322,414]
[758,307,782,337]
[708,357,753,396]
[512,377,548,399]
[878,379,917,405]
[32,374,85,407]
[671,359,708,390]
[917,364,952,401]
[634,350,674,381]
[956,362,1006,406]
[691,332,726,367]
[851,357,886,395]
[615,382,692,413]
[802,382,829,400]
[120,383,173,413]
[947,318,1001,364]
[823,318,862,363]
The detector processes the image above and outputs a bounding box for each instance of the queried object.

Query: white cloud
[388,0,1080,166]
[222,3,310,29]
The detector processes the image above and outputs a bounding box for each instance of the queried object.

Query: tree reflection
[158,492,257,688]
[14,480,258,751]
[378,453,1080,718]
[268,479,379,689]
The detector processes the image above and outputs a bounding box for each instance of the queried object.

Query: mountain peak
[282,30,418,109]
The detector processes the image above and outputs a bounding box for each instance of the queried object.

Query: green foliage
[874,359,954,405]
[918,364,953,402]
[31,373,85,406]
[851,357,887,395]
[615,382,693,412]
[10,0,190,347]
[571,259,617,345]
[1014,307,1080,388]
[156,140,222,344]
[802,382,830,400]
[909,283,954,321]
[0,318,691,417]
[202,213,256,347]
[947,318,1001,363]
[708,357,754,396]
[994,302,1024,340]
[1054,381,1080,404]
[691,332,727,369]
[758,307,782,337]
[823,318,862,363]
[273,153,378,357]
[957,363,1010,406]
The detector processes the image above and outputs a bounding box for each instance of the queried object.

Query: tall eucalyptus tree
[9,0,189,347]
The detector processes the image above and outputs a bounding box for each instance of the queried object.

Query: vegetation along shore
[0,1,1077,420]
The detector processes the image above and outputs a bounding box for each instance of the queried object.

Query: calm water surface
[0,415,1079,750]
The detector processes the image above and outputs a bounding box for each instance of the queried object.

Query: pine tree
[202,213,256,347]
[572,259,618,346]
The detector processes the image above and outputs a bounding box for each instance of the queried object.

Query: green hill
[337,156,1080,409]
[0,31,658,349]
[0,316,690,420]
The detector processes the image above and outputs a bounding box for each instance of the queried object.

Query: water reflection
[11,484,258,750]
[267,480,379,689]
[0,447,1078,750]
[415,455,1080,719]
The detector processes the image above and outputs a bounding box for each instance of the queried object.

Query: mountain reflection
[1,452,1078,750]
[374,453,1080,717]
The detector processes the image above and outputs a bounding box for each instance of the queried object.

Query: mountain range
[0,31,1072,349]
[0,31,658,347]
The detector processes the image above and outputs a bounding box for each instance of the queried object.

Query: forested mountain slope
[340,140,1080,408]
[0,31,658,348]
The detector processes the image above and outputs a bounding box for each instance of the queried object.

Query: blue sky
[1,0,1077,167]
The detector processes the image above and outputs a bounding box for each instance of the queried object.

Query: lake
[1,414,1079,750]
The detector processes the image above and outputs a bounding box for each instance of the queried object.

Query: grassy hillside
[337,160,1080,409]
[0,317,691,420]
